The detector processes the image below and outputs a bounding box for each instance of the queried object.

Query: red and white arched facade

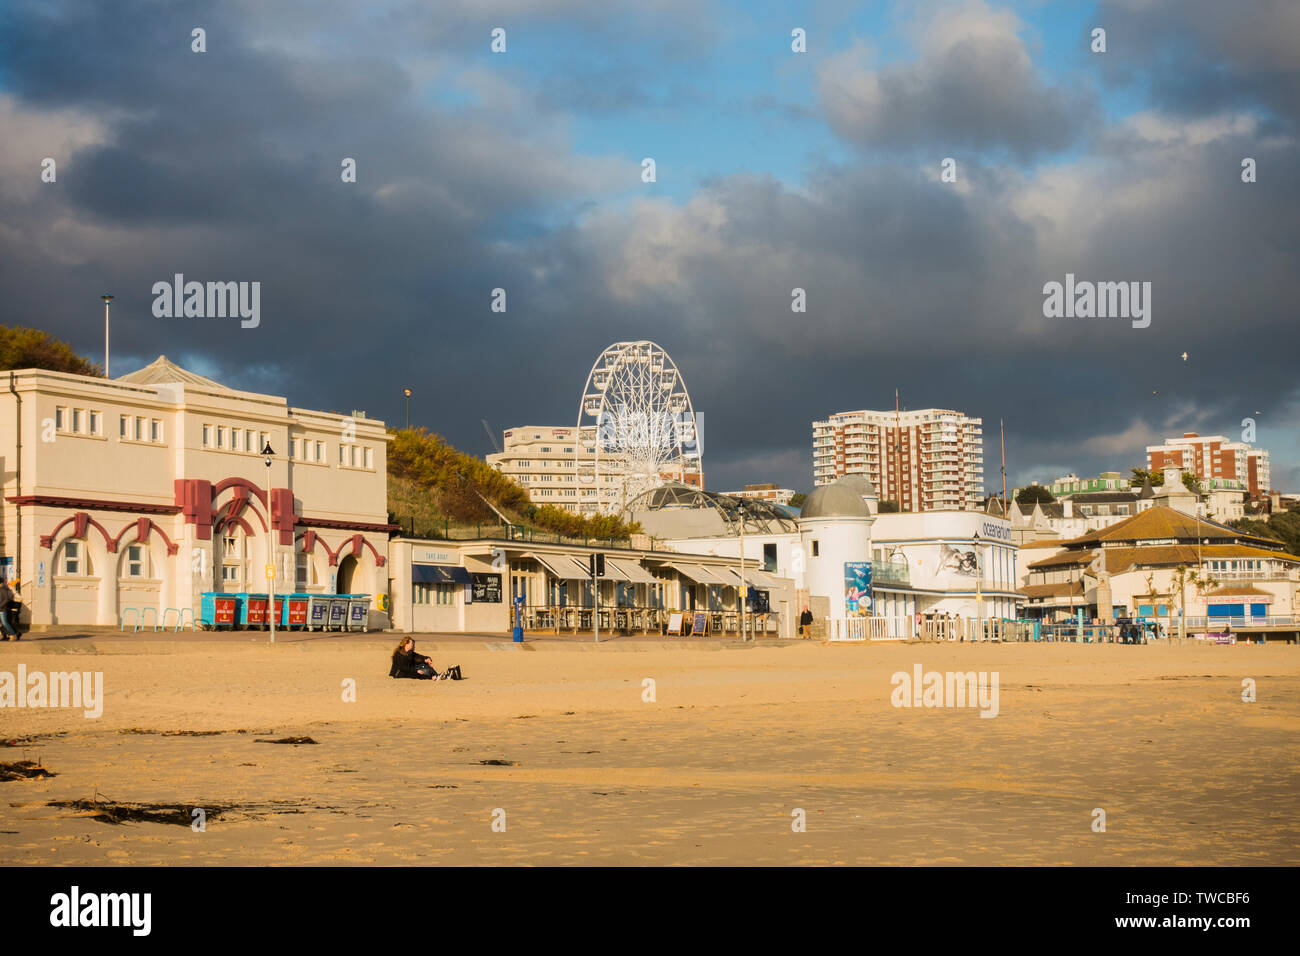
[1,364,393,628]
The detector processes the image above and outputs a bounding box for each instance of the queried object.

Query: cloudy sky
[2,0,1298,494]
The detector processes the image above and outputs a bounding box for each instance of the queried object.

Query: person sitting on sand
[389,637,462,681]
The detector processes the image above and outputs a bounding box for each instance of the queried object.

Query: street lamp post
[403,388,412,429]
[263,443,276,643]
[101,294,113,377]
[973,530,982,640]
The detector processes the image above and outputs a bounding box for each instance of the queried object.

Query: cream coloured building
[1,357,392,627]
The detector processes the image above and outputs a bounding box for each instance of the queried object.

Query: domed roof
[838,474,878,498]
[799,479,874,520]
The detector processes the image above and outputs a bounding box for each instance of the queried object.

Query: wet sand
[2,636,1297,865]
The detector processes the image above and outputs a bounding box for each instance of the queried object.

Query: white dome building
[798,478,875,634]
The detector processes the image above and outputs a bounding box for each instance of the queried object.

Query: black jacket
[390,649,430,679]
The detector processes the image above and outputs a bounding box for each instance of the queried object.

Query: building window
[203,424,212,447]
[136,417,145,441]
[216,427,225,449]
[315,441,325,462]
[151,419,163,442]
[55,406,66,431]
[290,438,299,459]
[437,583,456,605]
[222,565,240,583]
[414,583,432,606]
[121,415,130,438]
[89,411,101,435]
[812,540,820,557]
[364,447,373,469]
[295,551,316,589]
[125,544,147,578]
[61,540,84,575]
[71,408,82,433]
[232,428,242,450]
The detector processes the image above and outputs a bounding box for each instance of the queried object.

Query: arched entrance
[336,554,358,594]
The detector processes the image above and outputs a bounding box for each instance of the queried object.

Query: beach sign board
[692,611,707,635]
[667,612,683,636]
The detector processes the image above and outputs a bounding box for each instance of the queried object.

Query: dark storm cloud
[817,3,1099,159]
[0,0,1297,496]
[1097,0,1300,129]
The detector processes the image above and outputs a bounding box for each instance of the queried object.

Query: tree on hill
[1015,484,1055,506]
[0,325,101,376]
[387,427,640,540]
[1232,509,1300,557]
[1130,467,1164,487]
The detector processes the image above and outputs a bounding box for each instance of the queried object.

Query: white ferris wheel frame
[575,340,699,515]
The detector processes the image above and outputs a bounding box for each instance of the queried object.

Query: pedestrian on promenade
[0,578,18,641]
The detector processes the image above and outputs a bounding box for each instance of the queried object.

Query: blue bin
[199,592,240,629]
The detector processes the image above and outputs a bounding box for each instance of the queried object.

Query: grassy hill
[387,427,640,541]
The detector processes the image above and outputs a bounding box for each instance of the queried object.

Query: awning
[610,559,658,585]
[746,569,786,589]
[526,553,588,580]
[710,566,745,587]
[412,563,472,585]
[666,562,727,585]
[595,557,631,582]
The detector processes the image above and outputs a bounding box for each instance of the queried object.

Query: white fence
[825,617,1032,642]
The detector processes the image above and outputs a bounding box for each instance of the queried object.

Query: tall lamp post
[101,294,113,377]
[973,530,982,639]
[403,388,412,429]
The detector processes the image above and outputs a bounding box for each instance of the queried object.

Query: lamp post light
[403,388,412,429]
[973,530,982,639]
[101,294,113,377]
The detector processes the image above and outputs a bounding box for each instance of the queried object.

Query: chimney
[1162,466,1181,488]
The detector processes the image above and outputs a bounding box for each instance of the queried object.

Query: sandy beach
[2,633,1297,866]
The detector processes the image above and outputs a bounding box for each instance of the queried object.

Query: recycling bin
[241,593,270,628]
[199,593,239,630]
[327,596,349,630]
[347,594,370,631]
[283,594,310,629]
[306,594,332,631]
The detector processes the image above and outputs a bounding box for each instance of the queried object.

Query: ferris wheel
[576,341,700,515]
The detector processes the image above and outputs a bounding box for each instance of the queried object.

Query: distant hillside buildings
[1147,431,1269,498]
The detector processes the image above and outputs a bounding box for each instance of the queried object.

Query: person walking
[0,578,18,640]
[798,606,813,638]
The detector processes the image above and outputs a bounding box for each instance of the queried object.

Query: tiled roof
[1060,506,1276,548]
[1206,585,1272,597]
[1028,542,1300,573]
[1020,581,1086,600]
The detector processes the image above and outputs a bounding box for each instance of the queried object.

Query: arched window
[59,540,92,576]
